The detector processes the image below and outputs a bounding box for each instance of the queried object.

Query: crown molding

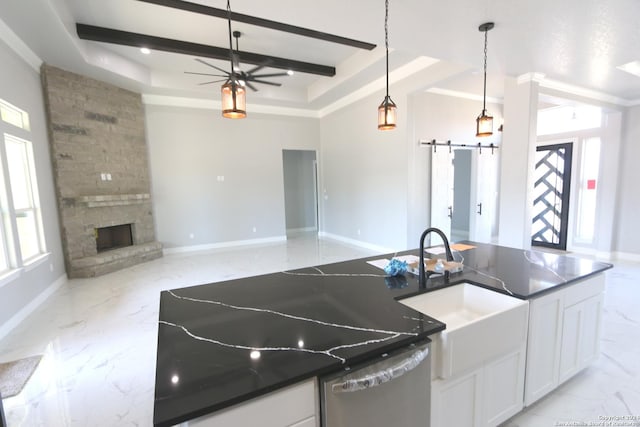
[426,87,503,104]
[516,72,637,107]
[0,17,42,72]
[318,56,440,118]
[141,94,319,118]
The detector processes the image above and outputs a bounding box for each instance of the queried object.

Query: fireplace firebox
[95,224,133,252]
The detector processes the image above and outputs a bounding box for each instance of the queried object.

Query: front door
[531,143,573,250]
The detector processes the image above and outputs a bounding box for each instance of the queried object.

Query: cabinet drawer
[564,274,605,307]
[186,379,317,427]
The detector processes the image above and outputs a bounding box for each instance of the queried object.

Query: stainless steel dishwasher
[320,341,431,427]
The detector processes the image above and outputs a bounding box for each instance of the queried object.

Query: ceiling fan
[185,31,292,91]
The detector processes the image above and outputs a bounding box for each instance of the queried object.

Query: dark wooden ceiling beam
[135,0,376,50]
[76,24,336,77]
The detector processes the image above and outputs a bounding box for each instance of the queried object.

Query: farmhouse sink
[399,283,529,379]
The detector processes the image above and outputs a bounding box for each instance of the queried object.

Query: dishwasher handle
[331,347,429,393]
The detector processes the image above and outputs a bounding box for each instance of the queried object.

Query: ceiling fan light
[221,80,246,119]
[378,95,397,130]
[476,111,493,137]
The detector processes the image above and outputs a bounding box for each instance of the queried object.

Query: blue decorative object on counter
[385,276,408,289]
[384,258,408,276]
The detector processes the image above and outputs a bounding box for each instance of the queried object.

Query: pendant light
[377,0,396,130]
[221,0,246,119]
[476,22,494,137]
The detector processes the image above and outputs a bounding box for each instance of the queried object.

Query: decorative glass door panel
[532,143,573,250]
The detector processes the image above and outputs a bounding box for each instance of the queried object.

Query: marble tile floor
[0,234,638,426]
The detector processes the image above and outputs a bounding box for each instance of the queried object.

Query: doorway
[430,148,499,243]
[531,143,573,250]
[282,150,318,236]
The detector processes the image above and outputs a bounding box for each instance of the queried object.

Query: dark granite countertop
[153,241,612,426]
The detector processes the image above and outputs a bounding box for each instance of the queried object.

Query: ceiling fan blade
[250,72,291,78]
[246,63,267,74]
[251,79,282,87]
[185,71,228,77]
[245,81,258,92]
[195,58,230,75]
[198,79,227,85]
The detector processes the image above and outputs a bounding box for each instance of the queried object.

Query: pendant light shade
[378,96,397,130]
[476,110,493,137]
[378,0,396,131]
[222,0,246,119]
[476,22,494,137]
[221,79,246,119]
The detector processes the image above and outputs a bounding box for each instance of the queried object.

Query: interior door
[531,143,573,250]
[469,150,499,243]
[431,148,453,238]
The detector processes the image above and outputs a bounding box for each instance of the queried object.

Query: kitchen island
[153,241,612,427]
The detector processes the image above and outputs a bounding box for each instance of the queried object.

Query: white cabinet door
[579,293,604,367]
[559,292,605,385]
[484,348,526,427]
[431,368,483,427]
[524,291,563,406]
[558,300,582,385]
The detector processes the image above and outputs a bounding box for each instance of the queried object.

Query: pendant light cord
[482,28,488,112]
[227,0,234,76]
[384,0,389,99]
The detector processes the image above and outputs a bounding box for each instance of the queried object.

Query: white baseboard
[286,227,317,233]
[163,236,287,255]
[612,251,640,262]
[318,232,396,254]
[0,273,67,342]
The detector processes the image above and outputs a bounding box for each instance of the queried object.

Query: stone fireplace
[41,65,162,278]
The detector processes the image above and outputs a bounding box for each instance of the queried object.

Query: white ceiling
[1,0,639,110]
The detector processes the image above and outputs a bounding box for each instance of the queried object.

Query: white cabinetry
[184,379,318,427]
[431,345,527,427]
[558,292,604,384]
[524,274,605,406]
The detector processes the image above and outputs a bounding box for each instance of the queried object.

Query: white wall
[615,105,640,256]
[283,150,317,231]
[319,86,410,251]
[498,78,539,249]
[144,104,320,249]
[0,38,65,330]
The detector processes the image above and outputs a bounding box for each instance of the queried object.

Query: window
[0,97,46,271]
[537,105,602,136]
[3,134,45,262]
[575,137,601,243]
[0,99,30,131]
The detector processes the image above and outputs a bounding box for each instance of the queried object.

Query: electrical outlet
[189,233,194,239]
[252,227,257,233]
[357,229,361,236]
